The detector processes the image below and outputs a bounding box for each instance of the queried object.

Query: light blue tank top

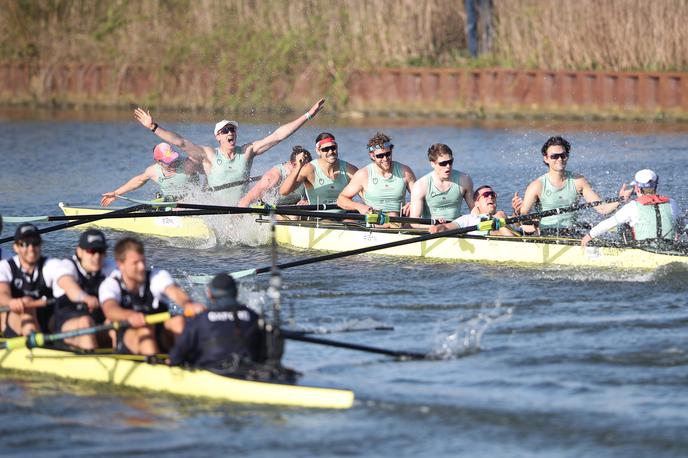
[207,146,253,203]
[154,162,195,197]
[536,171,579,229]
[421,170,464,219]
[305,160,351,205]
[364,162,406,212]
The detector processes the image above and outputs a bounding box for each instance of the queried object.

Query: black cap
[15,223,41,243]
[78,229,108,250]
[207,273,239,309]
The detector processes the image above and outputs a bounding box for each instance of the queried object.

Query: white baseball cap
[214,120,239,135]
[631,169,658,188]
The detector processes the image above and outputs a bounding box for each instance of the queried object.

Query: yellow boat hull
[274,222,688,269]
[0,346,354,409]
[59,203,212,239]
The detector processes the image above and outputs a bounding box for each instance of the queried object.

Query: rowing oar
[218,196,625,279]
[207,176,261,192]
[0,298,56,314]
[281,330,427,360]
[172,203,448,226]
[0,311,176,350]
[0,204,149,244]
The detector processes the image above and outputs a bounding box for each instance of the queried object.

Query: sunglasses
[18,240,41,248]
[374,151,392,159]
[548,152,569,160]
[218,125,236,135]
[320,145,337,153]
[85,248,106,255]
[478,190,497,199]
[437,159,454,167]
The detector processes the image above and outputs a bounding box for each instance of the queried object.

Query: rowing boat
[0,345,354,409]
[59,203,212,239]
[272,220,688,269]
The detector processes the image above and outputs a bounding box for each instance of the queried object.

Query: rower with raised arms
[512,136,630,236]
[581,169,683,247]
[238,146,312,208]
[98,237,203,356]
[0,224,98,339]
[169,272,266,371]
[337,132,416,218]
[428,185,515,236]
[134,98,325,204]
[409,143,475,226]
[101,142,201,206]
[279,132,358,207]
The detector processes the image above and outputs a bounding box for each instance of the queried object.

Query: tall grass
[0,0,686,110]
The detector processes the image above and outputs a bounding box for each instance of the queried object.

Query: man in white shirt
[428,185,515,236]
[99,237,203,355]
[581,169,682,247]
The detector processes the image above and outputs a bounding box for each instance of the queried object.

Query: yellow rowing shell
[59,203,212,239]
[0,346,354,409]
[274,222,688,269]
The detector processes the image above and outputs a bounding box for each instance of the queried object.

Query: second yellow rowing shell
[273,221,688,269]
[59,203,212,239]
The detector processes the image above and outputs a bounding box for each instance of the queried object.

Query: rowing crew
[102,100,682,246]
[0,227,270,371]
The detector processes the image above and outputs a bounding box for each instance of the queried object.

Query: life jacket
[55,257,105,314]
[633,195,675,241]
[8,256,54,331]
[117,271,168,314]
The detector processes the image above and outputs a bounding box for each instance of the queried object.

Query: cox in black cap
[14,223,41,243]
[78,229,108,251]
[207,273,239,309]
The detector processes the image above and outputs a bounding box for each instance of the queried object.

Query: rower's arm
[337,170,369,214]
[519,180,542,215]
[578,177,619,214]
[0,282,11,308]
[163,284,200,312]
[279,162,309,196]
[101,299,136,322]
[247,98,325,158]
[461,174,475,210]
[56,275,99,310]
[238,168,280,207]
[408,178,427,227]
[133,107,208,160]
[100,170,152,207]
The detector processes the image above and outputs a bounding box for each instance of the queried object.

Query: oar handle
[207,176,261,192]
[0,311,175,350]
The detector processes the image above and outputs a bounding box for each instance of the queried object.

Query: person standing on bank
[134,98,326,204]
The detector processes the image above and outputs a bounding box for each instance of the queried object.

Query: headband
[316,137,336,148]
[368,142,393,152]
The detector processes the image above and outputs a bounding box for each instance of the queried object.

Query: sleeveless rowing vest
[633,195,675,240]
[305,159,351,205]
[8,256,54,331]
[117,271,168,314]
[536,172,579,229]
[422,170,464,220]
[364,162,407,212]
[207,146,253,204]
[276,164,305,205]
[55,257,105,316]
[154,161,195,198]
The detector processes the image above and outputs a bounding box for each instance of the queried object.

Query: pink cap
[153,142,179,164]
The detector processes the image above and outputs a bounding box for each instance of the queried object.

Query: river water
[1,110,688,457]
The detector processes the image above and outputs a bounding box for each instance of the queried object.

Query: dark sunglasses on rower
[437,159,454,167]
[548,152,569,160]
[479,191,497,199]
[218,125,236,135]
[321,145,337,153]
[374,151,392,159]
[85,248,106,255]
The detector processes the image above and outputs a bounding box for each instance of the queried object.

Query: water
[1,111,688,457]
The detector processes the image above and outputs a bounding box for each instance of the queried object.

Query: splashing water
[432,302,513,359]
